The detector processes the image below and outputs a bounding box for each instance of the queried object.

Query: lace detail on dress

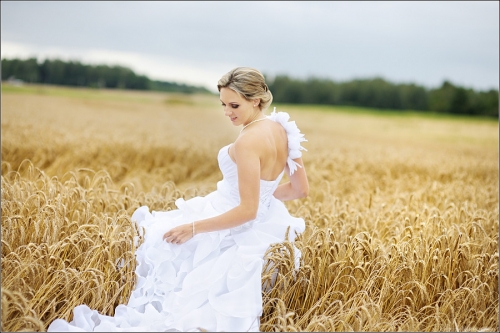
[267,108,307,175]
[256,179,282,220]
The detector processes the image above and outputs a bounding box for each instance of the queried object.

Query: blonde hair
[217,67,273,111]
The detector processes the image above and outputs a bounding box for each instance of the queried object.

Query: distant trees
[268,75,498,117]
[428,81,498,117]
[2,58,41,83]
[1,57,210,94]
[148,80,209,94]
[2,57,497,117]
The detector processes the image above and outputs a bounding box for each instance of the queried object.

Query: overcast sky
[1,1,498,92]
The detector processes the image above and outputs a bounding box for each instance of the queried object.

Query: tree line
[267,76,498,117]
[1,57,210,94]
[2,57,497,117]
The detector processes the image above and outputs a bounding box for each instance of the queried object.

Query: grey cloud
[1,1,498,90]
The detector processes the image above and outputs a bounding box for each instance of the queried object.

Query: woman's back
[229,119,288,181]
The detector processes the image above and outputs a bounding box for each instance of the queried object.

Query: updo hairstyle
[217,67,273,111]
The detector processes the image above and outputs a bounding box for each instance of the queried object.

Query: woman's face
[219,87,258,127]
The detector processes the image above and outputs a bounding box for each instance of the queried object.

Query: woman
[48,67,308,332]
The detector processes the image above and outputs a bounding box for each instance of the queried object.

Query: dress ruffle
[267,108,307,175]
[48,191,304,332]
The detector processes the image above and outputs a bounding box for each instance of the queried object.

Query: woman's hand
[163,223,194,245]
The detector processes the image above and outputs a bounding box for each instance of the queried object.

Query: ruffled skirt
[48,190,305,332]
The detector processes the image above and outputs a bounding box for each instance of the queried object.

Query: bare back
[228,119,288,181]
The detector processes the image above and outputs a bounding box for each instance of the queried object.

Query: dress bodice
[216,144,284,220]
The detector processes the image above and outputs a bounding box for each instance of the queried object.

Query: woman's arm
[273,157,309,201]
[163,137,261,244]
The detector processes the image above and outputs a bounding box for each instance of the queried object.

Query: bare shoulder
[271,119,288,139]
[233,120,288,160]
[233,128,262,153]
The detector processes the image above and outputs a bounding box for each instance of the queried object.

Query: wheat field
[1,84,498,332]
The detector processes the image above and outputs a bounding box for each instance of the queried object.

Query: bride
[48,67,309,332]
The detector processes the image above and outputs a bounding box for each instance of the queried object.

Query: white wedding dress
[48,110,306,332]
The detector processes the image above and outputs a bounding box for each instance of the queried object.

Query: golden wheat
[2,84,498,331]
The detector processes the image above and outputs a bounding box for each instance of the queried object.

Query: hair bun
[218,67,273,111]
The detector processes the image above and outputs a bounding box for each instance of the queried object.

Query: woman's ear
[253,99,261,107]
